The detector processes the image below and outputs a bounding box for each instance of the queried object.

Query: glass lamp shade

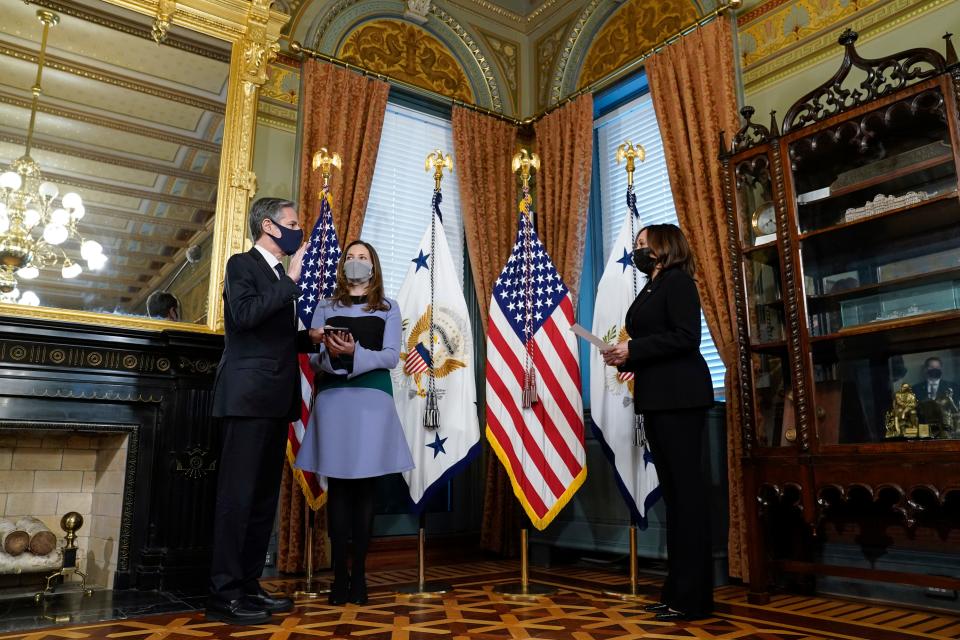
[70,204,85,220]
[8,287,20,301]
[43,224,68,245]
[61,192,82,210]
[23,209,41,229]
[0,202,7,216]
[0,214,8,234]
[62,262,82,278]
[19,291,40,306]
[80,239,102,261]
[16,265,39,280]
[87,253,107,270]
[0,172,21,190]
[38,182,58,199]
[50,208,69,225]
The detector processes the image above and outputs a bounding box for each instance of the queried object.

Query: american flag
[402,342,432,376]
[287,187,341,509]
[485,207,586,530]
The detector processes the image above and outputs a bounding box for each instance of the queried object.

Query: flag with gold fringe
[287,186,341,509]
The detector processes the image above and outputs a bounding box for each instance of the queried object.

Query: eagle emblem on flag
[400,304,467,398]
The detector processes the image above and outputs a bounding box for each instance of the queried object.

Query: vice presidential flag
[287,187,341,509]
[394,192,481,508]
[485,205,586,530]
[589,188,659,524]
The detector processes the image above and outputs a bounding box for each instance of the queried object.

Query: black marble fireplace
[0,316,223,591]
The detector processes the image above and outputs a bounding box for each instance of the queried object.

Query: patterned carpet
[2,561,959,640]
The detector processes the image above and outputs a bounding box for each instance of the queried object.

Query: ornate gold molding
[0,0,288,334]
[535,17,574,110]
[337,19,474,103]
[578,0,697,89]
[476,27,520,114]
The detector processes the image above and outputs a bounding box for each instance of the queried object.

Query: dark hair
[924,357,943,368]
[636,223,695,277]
[249,197,295,241]
[331,240,390,312]
[146,291,180,320]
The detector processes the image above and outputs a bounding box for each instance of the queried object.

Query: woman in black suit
[602,223,714,621]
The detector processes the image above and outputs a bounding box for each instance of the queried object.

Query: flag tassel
[423,389,440,430]
[522,366,538,408]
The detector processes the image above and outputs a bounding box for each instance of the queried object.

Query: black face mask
[928,369,943,380]
[632,247,657,275]
[266,222,303,256]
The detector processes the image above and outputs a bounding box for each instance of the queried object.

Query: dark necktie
[274,263,285,280]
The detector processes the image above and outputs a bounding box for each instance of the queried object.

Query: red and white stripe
[286,319,324,508]
[485,294,585,529]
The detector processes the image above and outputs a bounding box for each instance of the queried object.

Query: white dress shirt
[254,244,281,279]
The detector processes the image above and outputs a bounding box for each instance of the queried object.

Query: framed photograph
[822,270,860,293]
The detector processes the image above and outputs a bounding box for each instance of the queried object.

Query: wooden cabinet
[721,29,960,602]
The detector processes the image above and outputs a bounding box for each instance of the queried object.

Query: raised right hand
[286,242,309,283]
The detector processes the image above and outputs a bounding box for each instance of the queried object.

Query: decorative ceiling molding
[0,132,216,184]
[549,0,606,106]
[534,16,575,111]
[0,90,220,152]
[337,19,475,103]
[475,26,520,114]
[310,0,504,112]
[739,0,951,93]
[0,41,225,115]
[23,0,231,61]
[577,0,697,89]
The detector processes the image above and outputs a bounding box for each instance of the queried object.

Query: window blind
[361,102,465,297]
[594,93,727,395]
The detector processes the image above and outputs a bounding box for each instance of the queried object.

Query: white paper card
[570,323,610,350]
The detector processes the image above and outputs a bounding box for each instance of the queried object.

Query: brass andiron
[36,511,94,602]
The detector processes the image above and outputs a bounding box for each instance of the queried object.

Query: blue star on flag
[426,432,448,458]
[617,248,634,273]
[412,250,430,272]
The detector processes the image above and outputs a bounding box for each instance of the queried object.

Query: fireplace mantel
[0,316,223,590]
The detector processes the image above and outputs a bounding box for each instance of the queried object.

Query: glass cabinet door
[789,84,960,445]
[734,152,796,447]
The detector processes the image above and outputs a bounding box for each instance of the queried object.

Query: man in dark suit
[912,357,957,402]
[207,197,320,624]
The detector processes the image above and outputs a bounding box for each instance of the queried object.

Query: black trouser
[209,417,287,602]
[645,408,713,616]
[326,477,377,583]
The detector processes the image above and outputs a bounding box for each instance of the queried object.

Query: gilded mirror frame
[0,0,288,334]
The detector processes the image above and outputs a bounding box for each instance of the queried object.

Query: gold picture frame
[0,0,288,334]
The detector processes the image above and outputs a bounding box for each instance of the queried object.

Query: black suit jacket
[212,248,312,420]
[911,379,957,402]
[617,267,714,413]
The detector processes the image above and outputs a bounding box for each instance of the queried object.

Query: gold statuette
[512,149,540,190]
[616,141,646,188]
[425,149,453,191]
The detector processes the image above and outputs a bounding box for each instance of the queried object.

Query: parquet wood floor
[2,561,958,640]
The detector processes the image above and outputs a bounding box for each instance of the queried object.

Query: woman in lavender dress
[295,240,414,605]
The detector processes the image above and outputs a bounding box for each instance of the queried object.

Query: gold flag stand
[602,524,645,600]
[396,512,453,597]
[292,508,329,598]
[493,528,556,598]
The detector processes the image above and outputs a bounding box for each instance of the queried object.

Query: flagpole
[494,151,556,600]
[603,142,648,602]
[292,148,343,600]
[396,150,456,598]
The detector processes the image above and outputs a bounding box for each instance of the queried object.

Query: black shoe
[654,609,709,622]
[205,597,271,625]
[348,576,367,605]
[328,577,349,605]
[245,587,293,614]
[644,602,669,612]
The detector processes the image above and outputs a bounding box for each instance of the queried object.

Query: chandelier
[0,9,107,306]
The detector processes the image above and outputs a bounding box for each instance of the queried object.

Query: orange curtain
[452,107,521,555]
[297,59,390,241]
[533,94,593,303]
[645,17,745,579]
[278,60,389,574]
